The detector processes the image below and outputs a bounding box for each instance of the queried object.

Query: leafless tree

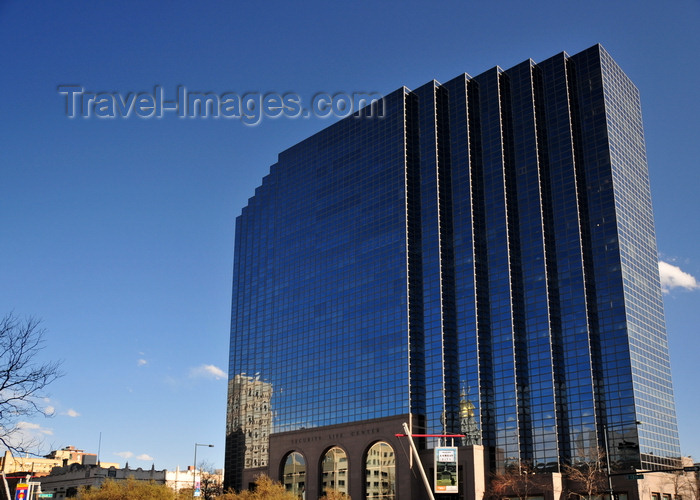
[197,460,223,500]
[662,470,699,500]
[562,448,609,500]
[487,469,516,500]
[487,463,548,500]
[0,314,62,452]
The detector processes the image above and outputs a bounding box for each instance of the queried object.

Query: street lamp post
[193,443,214,497]
[603,421,641,500]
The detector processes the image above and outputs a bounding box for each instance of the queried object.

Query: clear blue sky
[1,0,698,472]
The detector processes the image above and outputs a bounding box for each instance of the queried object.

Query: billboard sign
[434,447,458,493]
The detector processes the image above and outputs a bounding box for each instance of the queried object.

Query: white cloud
[17,421,53,436]
[40,398,55,416]
[137,359,147,367]
[190,364,226,380]
[64,409,80,418]
[659,261,699,293]
[4,421,54,449]
[116,451,152,461]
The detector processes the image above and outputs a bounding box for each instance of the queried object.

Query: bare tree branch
[487,462,551,500]
[0,313,63,454]
[662,469,699,500]
[563,447,609,500]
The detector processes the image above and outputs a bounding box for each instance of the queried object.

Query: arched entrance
[365,441,396,499]
[320,446,349,496]
[281,451,306,498]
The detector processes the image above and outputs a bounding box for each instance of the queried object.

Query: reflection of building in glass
[320,447,348,496]
[365,442,396,499]
[225,374,272,486]
[460,389,481,447]
[282,452,306,497]
[225,44,682,496]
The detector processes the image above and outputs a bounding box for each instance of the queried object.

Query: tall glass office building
[225,45,681,497]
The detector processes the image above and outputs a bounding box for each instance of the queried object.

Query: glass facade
[225,44,681,490]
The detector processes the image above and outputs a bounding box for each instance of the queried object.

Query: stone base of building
[237,415,696,500]
[240,414,487,500]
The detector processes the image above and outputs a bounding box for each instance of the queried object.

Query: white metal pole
[1,471,11,500]
[402,422,436,500]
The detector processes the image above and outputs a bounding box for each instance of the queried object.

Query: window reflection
[321,446,348,496]
[365,442,396,499]
[282,451,306,499]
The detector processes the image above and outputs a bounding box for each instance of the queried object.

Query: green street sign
[627,474,644,480]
